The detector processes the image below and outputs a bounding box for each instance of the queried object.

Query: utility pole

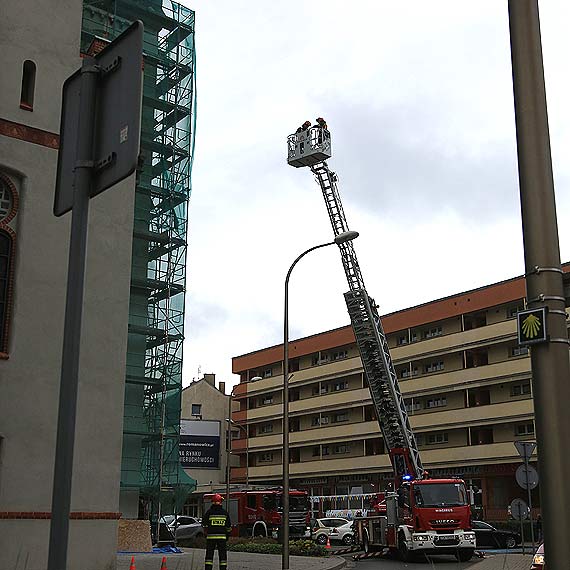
[508,2,570,567]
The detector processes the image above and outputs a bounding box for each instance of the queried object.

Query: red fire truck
[287,127,476,562]
[204,489,311,539]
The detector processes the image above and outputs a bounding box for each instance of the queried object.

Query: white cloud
[182,0,570,390]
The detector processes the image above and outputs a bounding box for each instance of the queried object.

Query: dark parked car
[531,542,545,569]
[471,520,521,549]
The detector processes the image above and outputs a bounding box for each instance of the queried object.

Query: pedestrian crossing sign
[517,307,547,346]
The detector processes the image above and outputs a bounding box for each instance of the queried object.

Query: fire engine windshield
[264,494,309,512]
[414,483,468,507]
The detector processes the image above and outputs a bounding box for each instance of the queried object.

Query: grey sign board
[516,464,539,490]
[515,440,537,460]
[509,498,529,520]
[54,20,143,216]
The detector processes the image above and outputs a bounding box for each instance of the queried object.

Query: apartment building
[230,269,569,520]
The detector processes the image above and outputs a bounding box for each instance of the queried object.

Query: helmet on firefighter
[212,493,224,504]
[302,120,311,129]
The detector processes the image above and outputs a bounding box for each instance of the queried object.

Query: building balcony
[400,357,531,395]
[245,454,391,480]
[243,440,536,482]
[245,357,362,397]
[410,399,534,431]
[392,319,517,362]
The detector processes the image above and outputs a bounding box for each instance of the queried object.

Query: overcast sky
[180,1,570,390]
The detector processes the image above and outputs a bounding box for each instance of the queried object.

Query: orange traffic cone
[326,536,331,549]
[160,556,168,570]
[129,556,136,570]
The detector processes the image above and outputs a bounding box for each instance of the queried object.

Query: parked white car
[311,517,354,545]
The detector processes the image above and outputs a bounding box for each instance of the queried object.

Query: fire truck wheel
[398,533,412,562]
[253,524,267,537]
[456,549,474,562]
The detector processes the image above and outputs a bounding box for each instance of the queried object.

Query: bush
[227,538,328,557]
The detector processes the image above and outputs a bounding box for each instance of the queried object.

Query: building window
[260,394,273,406]
[333,380,348,391]
[397,334,408,346]
[311,352,330,366]
[319,383,330,395]
[515,422,535,436]
[260,423,273,434]
[263,368,272,378]
[259,452,273,462]
[427,432,448,445]
[426,396,447,409]
[20,60,36,111]
[322,445,330,456]
[333,444,350,454]
[332,412,348,423]
[510,346,529,357]
[0,173,17,355]
[424,361,444,373]
[191,403,201,417]
[511,382,531,397]
[423,326,442,339]
[507,303,525,319]
[312,446,320,457]
[311,416,320,427]
[405,399,421,413]
[401,366,418,379]
[331,350,348,361]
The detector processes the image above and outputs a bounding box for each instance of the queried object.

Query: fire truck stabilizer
[286,125,476,563]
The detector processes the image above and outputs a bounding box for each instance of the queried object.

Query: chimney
[204,373,215,386]
[219,381,226,394]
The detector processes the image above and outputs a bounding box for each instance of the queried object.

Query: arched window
[0,172,17,355]
[0,230,13,352]
[20,60,36,111]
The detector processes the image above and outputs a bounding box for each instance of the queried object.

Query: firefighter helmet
[212,493,223,504]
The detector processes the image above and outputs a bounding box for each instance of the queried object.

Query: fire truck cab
[204,489,311,539]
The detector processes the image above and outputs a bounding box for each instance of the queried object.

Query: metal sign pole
[47,56,99,570]
[509,2,570,567]
[520,511,525,555]
[525,453,535,550]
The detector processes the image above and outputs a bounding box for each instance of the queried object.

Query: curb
[326,555,348,570]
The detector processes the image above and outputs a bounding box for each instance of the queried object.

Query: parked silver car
[161,515,204,541]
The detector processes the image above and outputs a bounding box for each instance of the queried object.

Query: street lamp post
[225,383,255,510]
[227,420,249,489]
[282,230,359,570]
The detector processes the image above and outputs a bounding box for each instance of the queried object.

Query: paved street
[117,550,346,570]
[118,550,533,570]
[342,553,532,570]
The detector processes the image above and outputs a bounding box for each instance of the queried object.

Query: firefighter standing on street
[202,493,231,570]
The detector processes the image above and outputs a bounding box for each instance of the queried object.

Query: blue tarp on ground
[118,546,183,554]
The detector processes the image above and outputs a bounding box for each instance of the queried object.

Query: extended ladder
[310,160,423,482]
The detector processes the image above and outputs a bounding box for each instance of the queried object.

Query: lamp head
[334,230,359,245]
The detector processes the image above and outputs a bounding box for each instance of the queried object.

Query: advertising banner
[180,419,220,469]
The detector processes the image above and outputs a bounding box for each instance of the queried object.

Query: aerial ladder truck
[287,125,476,562]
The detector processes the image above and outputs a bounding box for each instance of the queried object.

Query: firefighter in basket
[202,493,232,570]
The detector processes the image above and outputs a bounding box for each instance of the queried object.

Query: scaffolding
[81,0,197,525]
